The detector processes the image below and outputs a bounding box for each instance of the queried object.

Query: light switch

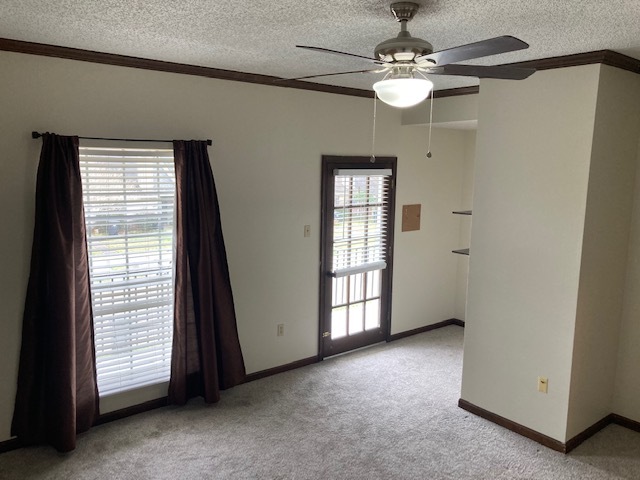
[538,376,548,393]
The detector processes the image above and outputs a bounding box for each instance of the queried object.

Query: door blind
[79,145,176,396]
[332,169,392,278]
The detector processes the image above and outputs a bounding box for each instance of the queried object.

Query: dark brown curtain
[169,140,245,405]
[12,133,99,452]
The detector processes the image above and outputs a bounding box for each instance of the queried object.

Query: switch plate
[538,376,548,393]
[277,323,285,337]
[304,225,311,237]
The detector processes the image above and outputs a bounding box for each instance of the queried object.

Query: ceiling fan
[285,2,535,108]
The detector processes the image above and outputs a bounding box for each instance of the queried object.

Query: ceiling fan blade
[297,45,382,64]
[416,36,529,66]
[425,64,535,80]
[274,69,381,82]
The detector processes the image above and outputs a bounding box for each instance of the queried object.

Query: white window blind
[332,169,391,278]
[79,145,176,396]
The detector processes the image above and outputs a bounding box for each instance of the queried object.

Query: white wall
[566,66,640,438]
[391,127,472,332]
[454,131,476,321]
[402,94,478,129]
[0,51,467,442]
[461,65,601,442]
[402,95,478,323]
[614,111,640,423]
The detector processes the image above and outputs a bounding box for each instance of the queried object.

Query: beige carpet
[1,325,639,479]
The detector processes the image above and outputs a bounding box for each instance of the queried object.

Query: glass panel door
[320,156,396,358]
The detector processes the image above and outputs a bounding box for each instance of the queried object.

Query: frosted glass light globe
[373,78,433,108]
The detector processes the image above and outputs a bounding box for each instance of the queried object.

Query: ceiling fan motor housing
[375,2,433,62]
[374,31,433,62]
[390,2,420,22]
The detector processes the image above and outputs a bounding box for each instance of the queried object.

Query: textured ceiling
[1,0,640,91]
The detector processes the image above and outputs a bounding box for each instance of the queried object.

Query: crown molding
[1,38,639,100]
[0,37,372,99]
[435,50,640,98]
[509,49,640,74]
[601,50,640,73]
[436,86,480,98]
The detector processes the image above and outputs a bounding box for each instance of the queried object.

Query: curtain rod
[32,131,213,146]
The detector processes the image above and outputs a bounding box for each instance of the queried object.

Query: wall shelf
[452,210,471,256]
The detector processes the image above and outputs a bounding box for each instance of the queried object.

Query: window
[330,168,391,339]
[332,169,391,277]
[80,144,175,396]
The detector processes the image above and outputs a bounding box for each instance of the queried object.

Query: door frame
[318,155,397,360]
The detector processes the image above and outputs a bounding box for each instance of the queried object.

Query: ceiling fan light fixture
[373,77,433,108]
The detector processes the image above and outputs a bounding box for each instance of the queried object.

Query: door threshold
[324,340,387,359]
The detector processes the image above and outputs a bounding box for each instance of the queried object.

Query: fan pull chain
[370,92,378,163]
[427,87,434,158]
[415,70,435,159]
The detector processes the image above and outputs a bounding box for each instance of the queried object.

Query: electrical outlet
[304,225,311,237]
[538,376,548,394]
[277,323,285,337]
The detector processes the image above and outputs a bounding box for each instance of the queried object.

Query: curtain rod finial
[32,131,42,139]
[207,139,212,146]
